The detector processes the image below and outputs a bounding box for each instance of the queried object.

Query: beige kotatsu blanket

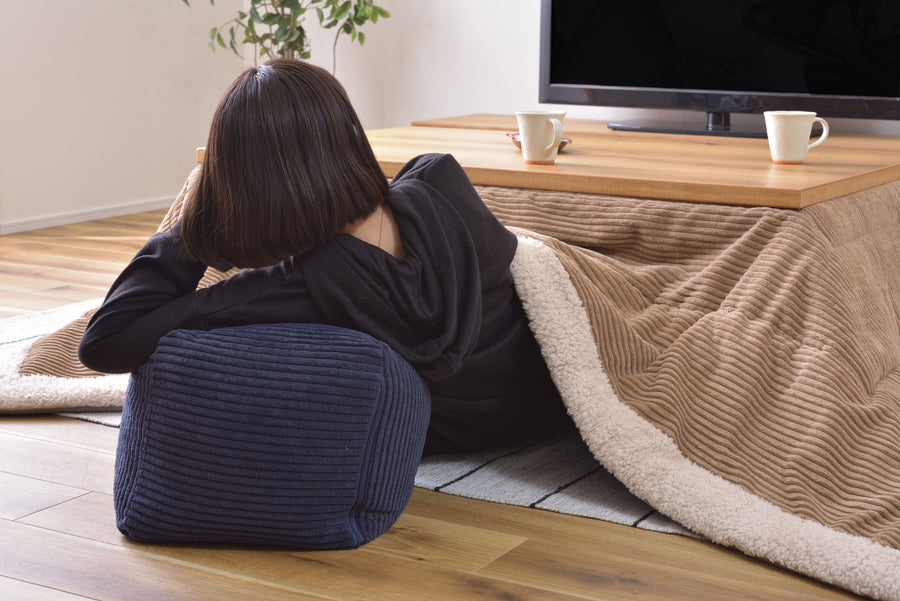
[9,166,900,600]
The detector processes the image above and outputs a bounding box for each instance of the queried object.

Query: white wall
[306,1,548,128]
[3,0,899,233]
[0,0,245,234]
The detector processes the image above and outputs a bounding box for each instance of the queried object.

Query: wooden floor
[0,211,866,600]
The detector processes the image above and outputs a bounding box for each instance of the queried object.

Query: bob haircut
[180,59,388,271]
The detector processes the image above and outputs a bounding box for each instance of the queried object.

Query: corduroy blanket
[5,168,900,599]
[487,182,900,601]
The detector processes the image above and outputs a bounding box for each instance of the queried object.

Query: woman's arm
[78,225,208,373]
[78,224,316,374]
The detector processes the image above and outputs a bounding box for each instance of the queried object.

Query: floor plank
[18,492,120,546]
[0,575,93,601]
[0,416,119,454]
[134,543,589,601]
[15,490,584,601]
[0,263,123,290]
[1,520,330,601]
[22,491,527,576]
[403,488,860,599]
[0,472,87,521]
[477,537,854,601]
[363,512,527,572]
[0,432,114,495]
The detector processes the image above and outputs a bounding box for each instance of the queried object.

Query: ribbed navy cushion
[114,323,430,548]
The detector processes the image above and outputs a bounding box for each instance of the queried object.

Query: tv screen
[540,0,900,137]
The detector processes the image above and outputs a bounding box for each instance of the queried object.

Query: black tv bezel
[538,0,900,137]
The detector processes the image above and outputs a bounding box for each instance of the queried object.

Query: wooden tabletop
[368,114,900,209]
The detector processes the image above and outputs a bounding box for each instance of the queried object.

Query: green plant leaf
[228,26,241,56]
[334,1,351,21]
[186,0,387,65]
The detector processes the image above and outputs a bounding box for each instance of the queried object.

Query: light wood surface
[194,113,900,209]
[370,115,900,208]
[412,114,615,136]
[0,211,868,599]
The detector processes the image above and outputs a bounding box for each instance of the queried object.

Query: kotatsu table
[367,113,900,208]
[366,115,900,600]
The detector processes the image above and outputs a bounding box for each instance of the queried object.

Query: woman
[79,59,570,455]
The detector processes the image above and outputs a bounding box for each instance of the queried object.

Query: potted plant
[182,0,390,70]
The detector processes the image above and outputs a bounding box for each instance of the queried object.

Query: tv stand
[608,111,768,139]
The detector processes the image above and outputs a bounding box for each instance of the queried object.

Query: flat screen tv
[539,0,900,137]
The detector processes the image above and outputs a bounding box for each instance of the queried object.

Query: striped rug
[416,428,691,536]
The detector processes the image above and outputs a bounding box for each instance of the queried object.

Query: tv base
[608,115,768,139]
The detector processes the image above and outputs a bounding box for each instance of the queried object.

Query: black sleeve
[78,225,207,373]
[392,153,517,284]
[392,154,491,227]
[79,225,320,374]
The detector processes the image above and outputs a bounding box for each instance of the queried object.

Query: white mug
[515,110,566,164]
[764,111,829,164]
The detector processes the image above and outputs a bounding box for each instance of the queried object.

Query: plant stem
[331,29,339,74]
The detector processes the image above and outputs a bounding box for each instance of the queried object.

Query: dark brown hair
[180,59,388,270]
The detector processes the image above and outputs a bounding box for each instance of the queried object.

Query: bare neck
[342,204,407,259]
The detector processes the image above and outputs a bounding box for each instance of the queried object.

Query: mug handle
[808,117,829,151]
[544,118,564,154]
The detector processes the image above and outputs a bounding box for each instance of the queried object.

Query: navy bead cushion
[113,323,430,548]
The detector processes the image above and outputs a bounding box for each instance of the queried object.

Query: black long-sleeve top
[79,153,568,453]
